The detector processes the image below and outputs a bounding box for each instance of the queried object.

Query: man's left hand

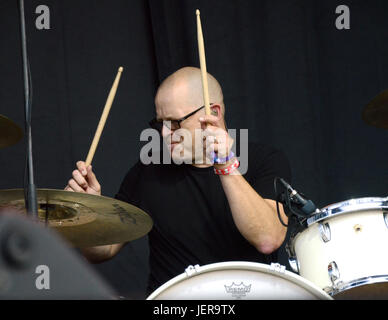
[199,115,235,169]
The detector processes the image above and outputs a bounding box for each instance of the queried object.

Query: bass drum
[146,261,332,300]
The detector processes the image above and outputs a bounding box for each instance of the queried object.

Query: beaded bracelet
[214,158,240,175]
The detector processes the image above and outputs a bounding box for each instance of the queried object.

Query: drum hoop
[328,274,388,296]
[146,261,332,300]
[307,197,388,226]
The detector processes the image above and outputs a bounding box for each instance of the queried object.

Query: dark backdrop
[1,0,388,299]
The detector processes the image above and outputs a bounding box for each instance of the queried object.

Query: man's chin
[163,142,208,164]
[170,147,195,164]
[167,142,179,153]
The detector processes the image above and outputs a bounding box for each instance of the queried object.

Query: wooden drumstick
[196,9,211,116]
[85,67,123,166]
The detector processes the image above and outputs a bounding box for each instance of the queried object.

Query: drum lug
[288,256,300,273]
[328,261,342,290]
[384,212,388,229]
[270,263,286,274]
[323,286,333,294]
[318,222,331,242]
[185,264,200,277]
[285,240,299,273]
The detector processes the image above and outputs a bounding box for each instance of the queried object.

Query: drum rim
[146,261,332,300]
[329,274,388,297]
[307,197,388,226]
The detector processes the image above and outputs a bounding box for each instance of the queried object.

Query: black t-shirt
[115,142,291,295]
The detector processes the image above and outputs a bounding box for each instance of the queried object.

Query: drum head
[147,262,332,300]
[334,278,388,300]
[307,197,388,226]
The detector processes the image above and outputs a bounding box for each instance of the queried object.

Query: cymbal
[0,115,23,148]
[0,189,153,248]
[362,89,388,129]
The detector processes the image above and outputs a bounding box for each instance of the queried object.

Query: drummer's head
[154,67,225,164]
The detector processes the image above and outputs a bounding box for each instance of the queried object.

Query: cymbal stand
[18,0,38,219]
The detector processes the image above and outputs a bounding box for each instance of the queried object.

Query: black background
[1,0,388,299]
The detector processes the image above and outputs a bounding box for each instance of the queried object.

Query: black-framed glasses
[149,104,212,132]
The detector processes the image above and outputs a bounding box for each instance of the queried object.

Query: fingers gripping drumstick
[196,9,211,116]
[85,67,123,167]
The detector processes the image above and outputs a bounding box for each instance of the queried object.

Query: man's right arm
[65,161,124,263]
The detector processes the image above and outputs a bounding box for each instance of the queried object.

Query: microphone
[278,178,317,216]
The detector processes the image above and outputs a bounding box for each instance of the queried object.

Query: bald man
[65,67,291,297]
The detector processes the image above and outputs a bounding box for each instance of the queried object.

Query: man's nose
[161,123,172,138]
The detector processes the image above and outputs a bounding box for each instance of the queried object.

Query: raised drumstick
[85,67,123,166]
[196,9,211,116]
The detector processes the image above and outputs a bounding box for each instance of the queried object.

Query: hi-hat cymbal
[0,189,153,248]
[362,89,388,129]
[0,115,23,148]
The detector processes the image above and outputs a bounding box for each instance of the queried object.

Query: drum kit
[146,198,388,300]
[2,88,387,301]
[146,89,388,301]
[1,6,388,299]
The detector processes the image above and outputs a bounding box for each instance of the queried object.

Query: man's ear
[210,104,222,119]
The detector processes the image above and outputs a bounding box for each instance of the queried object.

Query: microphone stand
[18,0,38,219]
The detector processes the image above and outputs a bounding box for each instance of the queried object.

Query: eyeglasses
[149,104,212,132]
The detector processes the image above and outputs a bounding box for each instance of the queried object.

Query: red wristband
[214,158,240,175]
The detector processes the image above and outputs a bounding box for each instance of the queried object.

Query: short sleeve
[115,160,144,206]
[244,144,292,201]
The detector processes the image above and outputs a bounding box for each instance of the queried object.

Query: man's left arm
[200,114,289,254]
[219,172,288,254]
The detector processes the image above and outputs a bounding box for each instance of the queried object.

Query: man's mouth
[166,141,179,152]
[170,142,177,151]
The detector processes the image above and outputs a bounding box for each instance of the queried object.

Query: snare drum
[147,261,332,300]
[287,197,388,299]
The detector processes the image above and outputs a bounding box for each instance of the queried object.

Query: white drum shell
[293,209,388,291]
[147,262,332,300]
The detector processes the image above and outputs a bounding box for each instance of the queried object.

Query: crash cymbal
[0,189,153,248]
[362,89,388,129]
[0,114,23,148]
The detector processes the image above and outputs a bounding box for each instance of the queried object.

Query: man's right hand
[64,161,123,263]
[65,161,101,195]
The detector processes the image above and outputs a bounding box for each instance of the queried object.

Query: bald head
[155,67,224,119]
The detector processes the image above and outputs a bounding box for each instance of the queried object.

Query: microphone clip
[274,177,319,227]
